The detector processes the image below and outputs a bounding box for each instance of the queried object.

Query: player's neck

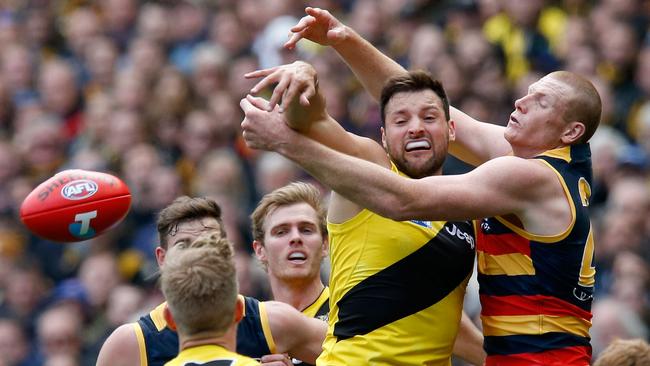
[270,276,325,312]
[179,325,237,353]
[511,142,569,159]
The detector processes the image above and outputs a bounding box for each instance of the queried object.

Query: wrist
[332,25,354,49]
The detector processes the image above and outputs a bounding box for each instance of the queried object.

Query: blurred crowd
[0,0,648,365]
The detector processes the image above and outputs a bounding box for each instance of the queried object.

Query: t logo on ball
[69,210,98,239]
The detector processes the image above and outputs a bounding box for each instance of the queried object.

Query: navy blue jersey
[477,144,594,366]
[134,296,274,366]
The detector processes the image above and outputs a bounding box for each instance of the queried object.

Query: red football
[20,169,131,243]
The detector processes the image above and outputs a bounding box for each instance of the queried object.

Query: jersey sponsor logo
[61,179,99,200]
[480,220,491,232]
[573,286,594,302]
[446,223,475,249]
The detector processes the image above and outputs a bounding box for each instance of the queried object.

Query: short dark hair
[156,196,225,249]
[380,70,450,126]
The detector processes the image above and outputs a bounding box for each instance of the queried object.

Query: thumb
[247,94,271,110]
[327,29,345,43]
[239,97,254,113]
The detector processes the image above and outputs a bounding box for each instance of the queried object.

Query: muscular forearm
[453,312,486,366]
[333,28,406,101]
[278,133,412,220]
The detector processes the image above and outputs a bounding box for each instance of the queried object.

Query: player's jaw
[389,137,445,179]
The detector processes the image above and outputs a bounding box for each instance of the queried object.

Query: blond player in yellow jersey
[161,233,259,366]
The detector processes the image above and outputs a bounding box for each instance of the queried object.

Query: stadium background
[0,0,648,365]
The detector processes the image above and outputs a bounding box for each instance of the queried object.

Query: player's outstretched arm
[287,7,405,102]
[242,94,387,166]
[242,99,554,224]
[285,7,510,165]
[96,323,142,366]
[264,301,327,364]
[453,312,486,366]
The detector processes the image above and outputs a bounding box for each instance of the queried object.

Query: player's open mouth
[405,140,431,152]
[288,251,307,264]
[509,115,519,125]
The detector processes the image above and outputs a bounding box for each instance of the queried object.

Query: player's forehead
[385,89,444,116]
[529,76,570,98]
[265,203,319,230]
[168,217,222,241]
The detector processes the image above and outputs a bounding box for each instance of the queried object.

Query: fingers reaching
[268,76,291,111]
[284,31,303,50]
[289,15,316,33]
[300,84,315,106]
[245,67,277,80]
[246,94,271,111]
[248,71,280,95]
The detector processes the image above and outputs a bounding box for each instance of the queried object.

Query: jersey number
[578,227,595,287]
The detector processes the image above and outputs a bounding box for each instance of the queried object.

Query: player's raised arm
[284,7,510,164]
[286,7,405,102]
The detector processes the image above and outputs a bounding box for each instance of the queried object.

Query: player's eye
[174,240,189,249]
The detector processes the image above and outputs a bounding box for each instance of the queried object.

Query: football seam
[20,194,132,220]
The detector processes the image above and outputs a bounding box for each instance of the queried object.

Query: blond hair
[251,182,327,243]
[594,339,650,366]
[160,234,236,336]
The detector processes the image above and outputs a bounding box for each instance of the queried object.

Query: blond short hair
[594,339,650,366]
[251,182,327,243]
[160,234,237,336]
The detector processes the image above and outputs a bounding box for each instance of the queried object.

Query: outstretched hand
[240,95,297,152]
[285,7,347,50]
[244,61,317,113]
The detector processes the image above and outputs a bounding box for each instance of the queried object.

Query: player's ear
[234,296,244,324]
[322,236,329,257]
[381,127,388,150]
[447,119,456,142]
[252,240,266,262]
[163,304,177,331]
[561,121,585,144]
[155,246,166,267]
